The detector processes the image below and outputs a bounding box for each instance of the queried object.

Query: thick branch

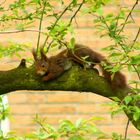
[0,60,139,131]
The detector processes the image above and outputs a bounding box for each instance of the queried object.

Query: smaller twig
[69,0,85,25]
[58,39,99,65]
[130,14,135,23]
[100,16,110,31]
[124,119,130,140]
[0,29,45,34]
[46,40,54,52]
[102,14,140,84]
[130,27,140,80]
[131,27,140,49]
[133,65,140,80]
[42,1,73,48]
[74,17,79,28]
[0,10,38,22]
[114,12,120,33]
[36,1,46,53]
[46,0,85,52]
[36,119,50,134]
[118,0,139,35]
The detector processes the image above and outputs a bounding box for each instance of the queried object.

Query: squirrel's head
[32,48,50,76]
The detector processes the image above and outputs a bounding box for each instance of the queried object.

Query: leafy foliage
[0,42,29,58]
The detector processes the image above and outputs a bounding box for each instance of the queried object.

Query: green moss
[0,63,139,131]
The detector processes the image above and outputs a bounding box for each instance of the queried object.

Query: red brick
[75,28,96,38]
[38,104,76,114]
[111,114,128,125]
[10,115,34,126]
[10,104,38,114]
[100,125,125,134]
[86,93,111,103]
[63,114,106,126]
[26,92,47,104]
[127,125,140,135]
[123,0,136,5]
[134,17,140,26]
[47,92,88,103]
[77,103,111,114]
[44,115,70,125]
[8,92,27,104]
[11,126,36,135]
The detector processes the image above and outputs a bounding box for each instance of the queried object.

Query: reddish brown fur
[32,44,127,89]
[32,48,70,81]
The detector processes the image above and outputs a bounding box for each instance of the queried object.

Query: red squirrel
[32,44,127,89]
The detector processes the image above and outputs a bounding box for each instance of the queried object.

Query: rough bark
[0,59,139,131]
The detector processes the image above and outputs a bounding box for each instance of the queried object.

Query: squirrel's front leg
[42,69,64,81]
[42,73,55,81]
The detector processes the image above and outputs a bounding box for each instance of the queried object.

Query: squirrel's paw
[42,76,48,81]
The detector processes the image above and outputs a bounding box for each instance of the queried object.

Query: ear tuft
[32,48,38,61]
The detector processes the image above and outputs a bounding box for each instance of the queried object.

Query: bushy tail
[101,67,127,89]
[73,44,127,89]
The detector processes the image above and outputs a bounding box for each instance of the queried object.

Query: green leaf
[69,135,85,140]
[119,10,125,19]
[124,95,132,105]
[133,112,140,121]
[109,22,116,30]
[110,97,121,102]
[72,0,77,6]
[75,119,83,128]
[101,45,115,51]
[16,23,25,30]
[111,108,123,118]
[69,37,75,49]
[109,52,122,57]
[111,65,121,73]
[127,64,134,72]
[96,7,103,15]
[106,13,114,19]
[31,0,41,5]
[130,55,140,65]
[0,7,4,11]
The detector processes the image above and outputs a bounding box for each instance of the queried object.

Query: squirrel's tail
[101,66,127,89]
[73,44,127,89]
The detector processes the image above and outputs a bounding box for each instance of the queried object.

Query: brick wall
[7,91,140,138]
[0,0,140,139]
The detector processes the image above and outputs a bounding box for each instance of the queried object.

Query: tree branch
[0,59,140,131]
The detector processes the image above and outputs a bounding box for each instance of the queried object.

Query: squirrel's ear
[40,47,49,61]
[32,48,38,61]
